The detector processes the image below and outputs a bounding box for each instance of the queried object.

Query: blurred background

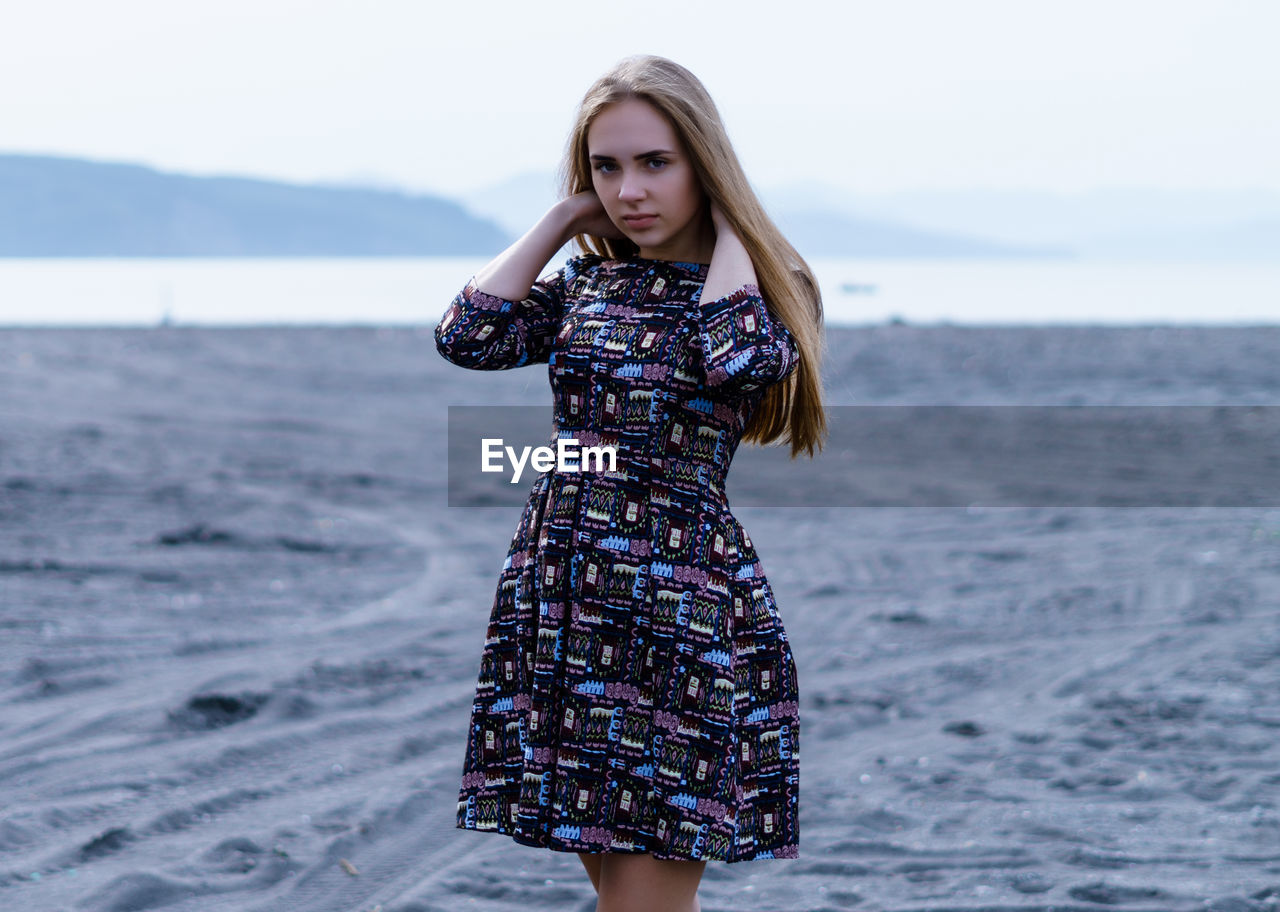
[1,0,1277,325]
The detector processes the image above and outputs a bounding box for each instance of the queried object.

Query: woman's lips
[622,214,657,230]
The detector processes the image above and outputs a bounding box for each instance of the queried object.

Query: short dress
[434,252,800,862]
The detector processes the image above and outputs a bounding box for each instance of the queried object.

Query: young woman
[435,54,826,911]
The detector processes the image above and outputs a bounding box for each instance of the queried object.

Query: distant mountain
[0,154,509,256]
[767,208,1071,258]
[8,154,1272,261]
[772,184,1280,262]
[1065,218,1280,262]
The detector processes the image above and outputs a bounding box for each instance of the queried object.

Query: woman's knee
[578,852,603,892]
[596,853,705,912]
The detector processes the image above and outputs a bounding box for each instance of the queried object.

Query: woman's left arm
[694,203,800,397]
[701,202,757,305]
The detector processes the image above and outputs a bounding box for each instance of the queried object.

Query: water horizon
[1,256,1277,328]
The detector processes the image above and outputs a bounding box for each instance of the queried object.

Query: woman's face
[587,97,713,263]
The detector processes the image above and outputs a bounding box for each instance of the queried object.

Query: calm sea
[0,257,1276,327]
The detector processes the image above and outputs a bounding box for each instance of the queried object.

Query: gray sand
[1,323,1278,911]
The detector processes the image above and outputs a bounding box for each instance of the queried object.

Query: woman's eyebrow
[589,149,675,161]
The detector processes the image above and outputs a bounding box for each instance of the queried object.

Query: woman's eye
[647,159,667,169]
[594,162,617,173]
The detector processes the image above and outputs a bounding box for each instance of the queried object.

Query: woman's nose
[618,177,644,202]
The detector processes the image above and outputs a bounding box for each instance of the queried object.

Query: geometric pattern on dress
[435,253,801,861]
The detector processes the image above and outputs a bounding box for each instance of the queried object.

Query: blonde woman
[435,54,826,912]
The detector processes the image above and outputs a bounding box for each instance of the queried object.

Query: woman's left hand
[700,197,756,302]
[709,198,731,234]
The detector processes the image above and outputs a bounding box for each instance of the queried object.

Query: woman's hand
[709,198,733,236]
[701,197,758,304]
[473,194,611,301]
[561,191,628,241]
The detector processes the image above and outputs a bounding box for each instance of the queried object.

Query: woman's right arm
[435,194,622,370]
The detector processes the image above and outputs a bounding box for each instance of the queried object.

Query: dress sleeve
[433,266,568,370]
[694,283,800,397]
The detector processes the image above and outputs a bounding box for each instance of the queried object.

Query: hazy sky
[3,0,1276,198]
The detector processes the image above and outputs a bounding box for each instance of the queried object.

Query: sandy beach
[2,322,1278,912]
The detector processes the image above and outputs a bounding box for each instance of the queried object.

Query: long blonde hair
[558,54,827,459]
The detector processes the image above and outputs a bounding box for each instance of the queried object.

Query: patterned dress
[434,252,800,862]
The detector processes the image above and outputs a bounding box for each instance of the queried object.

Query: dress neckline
[616,253,710,272]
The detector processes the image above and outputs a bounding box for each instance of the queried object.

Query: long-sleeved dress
[434,252,800,862]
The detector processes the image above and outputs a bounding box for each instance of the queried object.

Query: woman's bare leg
[579,852,602,893]
[595,853,706,912]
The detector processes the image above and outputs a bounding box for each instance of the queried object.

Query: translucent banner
[446,405,1280,507]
